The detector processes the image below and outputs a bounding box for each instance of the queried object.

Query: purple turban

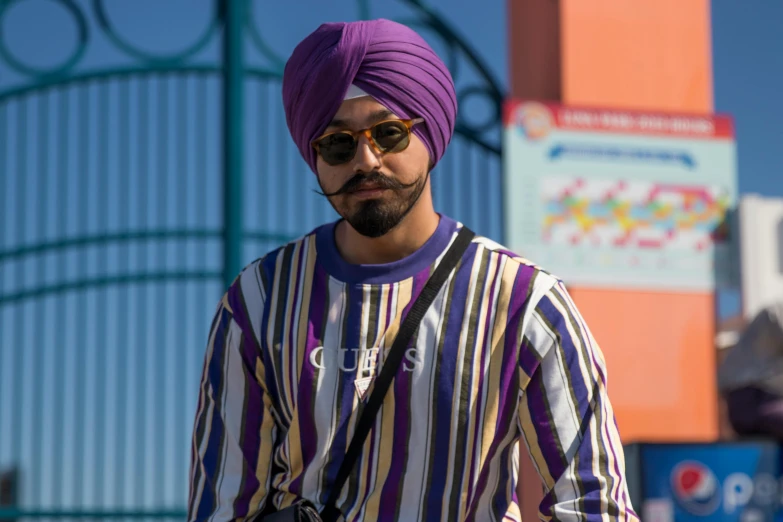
[282,19,458,174]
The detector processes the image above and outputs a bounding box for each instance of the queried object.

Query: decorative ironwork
[0,0,504,151]
[0,1,506,518]
[0,0,88,80]
[93,0,220,66]
[244,0,285,74]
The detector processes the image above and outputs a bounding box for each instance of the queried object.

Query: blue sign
[547,143,697,169]
[631,442,782,522]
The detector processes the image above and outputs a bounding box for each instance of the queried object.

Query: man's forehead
[327,99,398,129]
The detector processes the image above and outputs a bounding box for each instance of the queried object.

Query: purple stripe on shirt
[466,254,501,507]
[519,336,542,380]
[531,305,624,522]
[425,241,478,521]
[352,413,379,521]
[226,280,265,517]
[291,261,328,494]
[197,306,231,520]
[500,266,535,429]
[513,266,539,379]
[259,251,282,403]
[325,284,365,498]
[286,245,306,414]
[491,443,518,519]
[469,265,534,511]
[536,295,590,422]
[377,267,428,516]
[524,366,567,481]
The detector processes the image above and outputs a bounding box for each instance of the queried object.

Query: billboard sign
[503,100,738,291]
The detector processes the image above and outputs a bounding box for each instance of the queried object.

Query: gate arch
[0,1,504,518]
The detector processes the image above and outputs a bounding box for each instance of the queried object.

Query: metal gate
[0,0,504,519]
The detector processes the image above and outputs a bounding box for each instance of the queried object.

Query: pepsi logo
[671,461,721,516]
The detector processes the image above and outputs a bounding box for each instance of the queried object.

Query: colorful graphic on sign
[540,178,731,250]
[503,100,737,291]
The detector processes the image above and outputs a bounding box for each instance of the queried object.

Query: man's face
[314,97,431,238]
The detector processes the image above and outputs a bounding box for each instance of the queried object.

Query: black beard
[318,171,429,238]
[348,199,407,238]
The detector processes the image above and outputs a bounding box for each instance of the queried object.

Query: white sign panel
[503,100,738,291]
[739,194,783,319]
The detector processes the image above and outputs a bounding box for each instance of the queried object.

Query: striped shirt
[188,215,639,522]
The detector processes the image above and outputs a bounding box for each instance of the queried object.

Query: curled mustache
[314,171,418,197]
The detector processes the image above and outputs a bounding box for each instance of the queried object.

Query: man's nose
[352,134,382,173]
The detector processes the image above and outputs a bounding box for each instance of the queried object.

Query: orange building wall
[509,1,719,518]
[559,0,719,443]
[561,0,714,114]
[567,288,718,441]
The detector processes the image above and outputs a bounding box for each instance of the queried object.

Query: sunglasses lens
[315,121,414,166]
[318,133,357,165]
[372,121,410,153]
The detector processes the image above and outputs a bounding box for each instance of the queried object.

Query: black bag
[263,227,475,522]
[261,498,322,522]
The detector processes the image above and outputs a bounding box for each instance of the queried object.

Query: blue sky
[711,0,783,199]
[0,0,781,513]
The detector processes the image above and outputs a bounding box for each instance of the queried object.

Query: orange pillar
[558,0,718,442]
[508,0,718,517]
[560,0,714,114]
[507,5,562,520]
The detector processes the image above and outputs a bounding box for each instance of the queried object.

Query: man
[188,18,638,522]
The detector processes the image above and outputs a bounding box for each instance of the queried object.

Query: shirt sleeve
[517,280,640,522]
[187,284,278,522]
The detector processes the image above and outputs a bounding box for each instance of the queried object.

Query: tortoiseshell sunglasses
[311,118,425,166]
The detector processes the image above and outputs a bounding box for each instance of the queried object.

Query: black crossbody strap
[319,226,475,522]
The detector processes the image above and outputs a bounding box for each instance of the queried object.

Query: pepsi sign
[626,441,782,522]
[671,460,722,515]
